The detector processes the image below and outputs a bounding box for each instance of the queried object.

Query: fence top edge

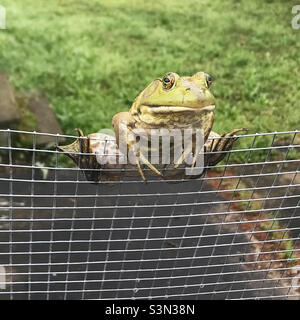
[0,128,299,140]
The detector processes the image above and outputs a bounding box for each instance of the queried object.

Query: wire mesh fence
[0,128,299,300]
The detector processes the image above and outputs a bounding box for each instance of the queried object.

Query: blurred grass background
[0,0,299,160]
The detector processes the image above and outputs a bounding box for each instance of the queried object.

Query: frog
[111,71,246,182]
[58,71,246,183]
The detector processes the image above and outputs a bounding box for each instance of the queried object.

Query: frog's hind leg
[207,128,247,166]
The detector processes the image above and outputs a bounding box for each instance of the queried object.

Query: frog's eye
[162,73,175,90]
[205,73,212,88]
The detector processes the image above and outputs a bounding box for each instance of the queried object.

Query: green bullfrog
[111,71,244,181]
[58,72,246,182]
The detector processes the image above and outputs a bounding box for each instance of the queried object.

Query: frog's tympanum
[58,72,246,183]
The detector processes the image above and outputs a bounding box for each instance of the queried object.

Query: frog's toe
[136,162,147,183]
[214,128,246,151]
[207,128,247,166]
[138,153,163,181]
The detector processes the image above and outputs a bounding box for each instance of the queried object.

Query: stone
[25,92,64,145]
[0,71,20,129]
[0,71,64,146]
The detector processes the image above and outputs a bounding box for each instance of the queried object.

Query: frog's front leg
[206,128,247,166]
[136,150,163,182]
[127,133,163,183]
[112,112,163,183]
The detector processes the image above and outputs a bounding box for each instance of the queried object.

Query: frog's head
[130,72,216,127]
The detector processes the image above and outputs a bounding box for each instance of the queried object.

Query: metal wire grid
[0,129,299,300]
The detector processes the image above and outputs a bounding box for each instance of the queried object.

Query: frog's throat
[141,104,215,114]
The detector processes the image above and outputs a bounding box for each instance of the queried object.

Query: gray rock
[0,71,64,146]
[26,92,64,145]
[0,71,20,129]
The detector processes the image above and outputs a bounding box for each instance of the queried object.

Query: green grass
[0,0,299,159]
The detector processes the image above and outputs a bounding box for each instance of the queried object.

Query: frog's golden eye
[162,73,175,90]
[205,73,212,88]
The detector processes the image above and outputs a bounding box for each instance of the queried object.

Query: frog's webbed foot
[74,128,97,171]
[206,128,247,167]
[57,129,101,182]
[57,128,90,165]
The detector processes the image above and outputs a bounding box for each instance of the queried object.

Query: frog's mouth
[143,104,215,113]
